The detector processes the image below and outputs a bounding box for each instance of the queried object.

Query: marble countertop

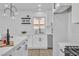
[0,36,27,55]
[59,42,79,47]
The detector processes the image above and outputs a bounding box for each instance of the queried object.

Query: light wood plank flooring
[28,49,53,56]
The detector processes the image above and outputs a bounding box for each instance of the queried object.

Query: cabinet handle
[16,47,21,50]
[23,42,25,45]
[39,38,42,42]
[60,49,65,53]
[25,45,27,50]
[25,40,28,41]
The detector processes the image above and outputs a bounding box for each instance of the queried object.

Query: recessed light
[4,4,8,7]
[38,4,42,7]
[56,3,60,8]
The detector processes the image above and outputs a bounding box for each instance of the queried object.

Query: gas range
[64,46,79,56]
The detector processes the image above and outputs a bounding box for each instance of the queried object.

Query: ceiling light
[56,3,60,8]
[38,4,42,7]
[3,3,18,19]
[54,3,60,9]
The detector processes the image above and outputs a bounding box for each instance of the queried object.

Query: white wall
[0,11,34,36]
[0,9,53,48]
[53,13,68,56]
[0,10,52,35]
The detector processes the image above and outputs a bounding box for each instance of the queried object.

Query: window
[33,17,45,29]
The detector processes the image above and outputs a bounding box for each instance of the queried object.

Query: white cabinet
[72,4,79,23]
[2,39,28,56]
[14,39,28,56]
[28,35,33,49]
[2,49,15,56]
[2,47,16,56]
[32,34,47,49]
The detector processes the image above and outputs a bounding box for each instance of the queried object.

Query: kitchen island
[0,36,28,56]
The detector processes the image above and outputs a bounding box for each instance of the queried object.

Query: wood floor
[28,48,53,56]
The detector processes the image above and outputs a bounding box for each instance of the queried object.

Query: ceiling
[0,3,53,12]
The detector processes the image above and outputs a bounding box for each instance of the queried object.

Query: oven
[64,46,79,56]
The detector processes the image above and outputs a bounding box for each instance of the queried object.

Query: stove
[64,46,79,56]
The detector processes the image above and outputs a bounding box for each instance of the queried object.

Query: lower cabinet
[28,34,47,49]
[14,40,28,56]
[2,39,28,56]
[2,48,15,56]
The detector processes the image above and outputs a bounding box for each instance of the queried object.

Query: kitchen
[0,3,53,56]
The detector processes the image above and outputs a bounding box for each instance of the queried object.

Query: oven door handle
[60,49,65,53]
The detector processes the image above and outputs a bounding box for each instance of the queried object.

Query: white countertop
[59,42,79,50]
[59,42,79,47]
[0,36,27,55]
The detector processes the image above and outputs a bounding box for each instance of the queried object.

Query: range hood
[53,4,71,14]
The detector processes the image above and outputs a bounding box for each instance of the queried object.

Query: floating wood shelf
[21,23,31,24]
[21,18,31,19]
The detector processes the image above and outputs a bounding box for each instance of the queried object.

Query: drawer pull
[25,40,28,41]
[25,45,27,50]
[16,47,21,50]
[60,49,65,53]
[23,42,25,45]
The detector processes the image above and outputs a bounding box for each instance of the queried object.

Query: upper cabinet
[72,4,79,24]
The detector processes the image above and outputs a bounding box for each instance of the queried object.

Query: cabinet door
[72,4,79,23]
[33,35,40,49]
[2,51,13,56]
[28,35,33,49]
[14,40,28,56]
[2,48,15,56]
[39,35,47,49]
[33,35,47,49]
[2,40,28,56]
[14,46,27,56]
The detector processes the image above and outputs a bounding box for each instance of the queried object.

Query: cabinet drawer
[2,48,15,56]
[15,39,28,50]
